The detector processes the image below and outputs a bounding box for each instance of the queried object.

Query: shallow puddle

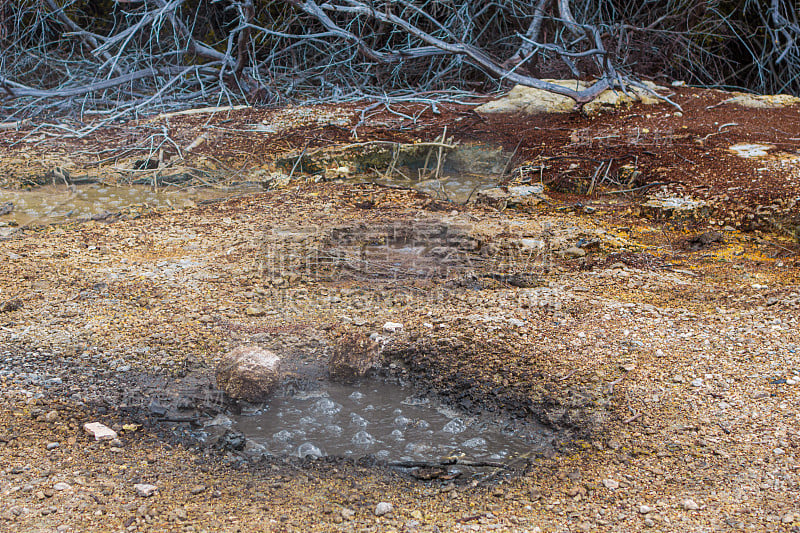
[354,143,509,204]
[0,183,262,226]
[231,379,548,463]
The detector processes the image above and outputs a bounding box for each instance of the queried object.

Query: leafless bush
[0,0,796,128]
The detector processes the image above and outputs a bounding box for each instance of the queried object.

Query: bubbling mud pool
[231,379,551,464]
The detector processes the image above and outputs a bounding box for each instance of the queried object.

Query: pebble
[602,479,619,490]
[690,378,703,387]
[134,484,158,497]
[375,502,393,516]
[45,410,59,423]
[564,247,586,258]
[383,322,403,333]
[341,508,355,520]
[682,498,699,510]
[46,442,59,450]
[169,507,188,521]
[638,505,653,514]
[83,422,117,441]
[782,513,798,524]
[53,482,70,491]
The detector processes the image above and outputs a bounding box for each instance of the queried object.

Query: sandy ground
[2,91,800,532]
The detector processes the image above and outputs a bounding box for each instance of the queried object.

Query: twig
[605,182,668,195]
[624,412,643,424]
[288,143,309,179]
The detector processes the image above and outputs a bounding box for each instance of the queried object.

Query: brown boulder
[215,345,281,402]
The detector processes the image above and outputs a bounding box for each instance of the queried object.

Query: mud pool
[230,379,550,464]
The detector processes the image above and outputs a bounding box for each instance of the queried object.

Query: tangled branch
[0,0,797,127]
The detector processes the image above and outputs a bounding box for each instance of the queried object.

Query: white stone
[682,499,699,510]
[383,322,403,333]
[729,143,774,158]
[375,502,393,516]
[134,484,158,497]
[602,478,619,490]
[639,505,653,514]
[508,185,544,196]
[53,482,71,491]
[83,422,117,441]
[691,378,703,387]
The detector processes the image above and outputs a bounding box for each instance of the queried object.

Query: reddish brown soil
[2,86,798,233]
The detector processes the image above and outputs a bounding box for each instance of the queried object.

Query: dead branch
[1,0,792,125]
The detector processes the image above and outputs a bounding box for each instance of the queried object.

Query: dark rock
[133,159,159,170]
[214,430,246,452]
[687,231,723,250]
[0,299,22,312]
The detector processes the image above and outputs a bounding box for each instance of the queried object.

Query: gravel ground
[2,177,800,531]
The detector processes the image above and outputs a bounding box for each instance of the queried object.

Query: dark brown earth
[1,87,800,532]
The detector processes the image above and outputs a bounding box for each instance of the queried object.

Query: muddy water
[355,143,510,204]
[233,379,549,463]
[0,183,263,227]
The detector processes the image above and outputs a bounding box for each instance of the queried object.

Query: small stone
[375,502,393,516]
[46,442,59,450]
[45,411,60,423]
[782,513,797,524]
[169,507,188,521]
[410,510,423,520]
[341,508,355,520]
[602,479,619,490]
[774,448,785,455]
[564,247,586,258]
[682,498,699,510]
[134,484,158,497]
[109,438,123,447]
[245,307,266,317]
[690,378,703,387]
[383,322,403,333]
[672,375,685,383]
[189,485,206,495]
[83,422,117,441]
[639,505,653,514]
[53,483,70,491]
[644,518,655,527]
